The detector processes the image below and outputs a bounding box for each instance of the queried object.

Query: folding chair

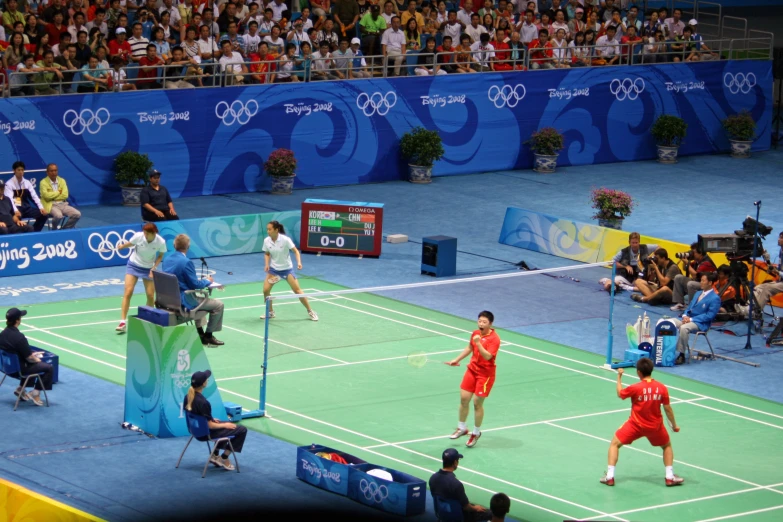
[687,330,715,363]
[152,271,209,327]
[175,411,240,478]
[0,349,50,411]
[432,494,464,522]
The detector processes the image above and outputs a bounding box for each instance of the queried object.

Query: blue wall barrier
[0,60,771,206]
[0,211,299,277]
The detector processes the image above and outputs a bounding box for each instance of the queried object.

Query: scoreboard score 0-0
[300,199,384,257]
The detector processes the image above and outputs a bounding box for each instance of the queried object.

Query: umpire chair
[152,271,209,326]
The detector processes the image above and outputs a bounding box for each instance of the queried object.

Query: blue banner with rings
[0,211,298,278]
[0,59,772,207]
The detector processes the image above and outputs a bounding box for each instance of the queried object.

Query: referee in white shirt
[5,161,48,232]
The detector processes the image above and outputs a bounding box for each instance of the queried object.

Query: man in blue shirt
[429,448,491,521]
[675,272,721,365]
[161,234,225,347]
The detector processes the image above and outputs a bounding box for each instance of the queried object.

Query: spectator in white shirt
[465,13,487,44]
[665,8,685,37]
[551,9,569,39]
[286,17,311,53]
[440,10,464,42]
[311,41,345,80]
[218,39,247,84]
[595,24,620,65]
[264,25,286,57]
[457,0,474,27]
[86,8,109,38]
[381,1,397,25]
[198,24,220,63]
[269,0,289,23]
[243,21,262,53]
[551,27,570,67]
[242,2,264,35]
[381,15,406,76]
[4,161,48,232]
[128,22,150,63]
[259,8,276,37]
[518,9,539,45]
[469,32,495,71]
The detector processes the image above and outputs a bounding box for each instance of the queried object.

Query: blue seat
[432,494,464,522]
[0,348,50,411]
[175,410,240,478]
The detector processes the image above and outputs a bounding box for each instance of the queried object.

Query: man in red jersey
[600,358,684,487]
[446,311,500,448]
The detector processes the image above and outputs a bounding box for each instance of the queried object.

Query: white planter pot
[270,175,295,195]
[656,145,679,164]
[533,153,559,173]
[121,186,143,206]
[729,140,752,158]
[408,164,432,184]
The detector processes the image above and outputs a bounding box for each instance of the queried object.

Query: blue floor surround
[3,149,782,520]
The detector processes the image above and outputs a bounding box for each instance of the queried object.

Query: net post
[259,296,271,415]
[604,262,617,369]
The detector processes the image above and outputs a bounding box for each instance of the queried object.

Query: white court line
[222,325,349,364]
[218,387,623,522]
[26,336,126,372]
[315,295,783,431]
[216,348,463,381]
[580,482,783,521]
[363,398,706,450]
[545,422,783,497]
[22,323,126,360]
[320,292,783,422]
[695,504,783,522]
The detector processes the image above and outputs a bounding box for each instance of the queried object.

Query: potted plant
[265,148,297,195]
[528,127,564,173]
[722,111,756,158]
[399,126,445,183]
[650,114,687,164]
[114,151,154,206]
[590,187,635,230]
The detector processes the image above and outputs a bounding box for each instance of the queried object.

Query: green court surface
[18,279,783,522]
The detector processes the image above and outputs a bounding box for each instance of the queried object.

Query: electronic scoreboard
[300,199,384,257]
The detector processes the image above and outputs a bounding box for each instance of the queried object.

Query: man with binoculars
[669,242,717,311]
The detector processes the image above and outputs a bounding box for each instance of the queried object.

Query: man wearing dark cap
[429,448,491,521]
[0,180,34,235]
[183,369,247,470]
[0,308,54,407]
[140,170,179,222]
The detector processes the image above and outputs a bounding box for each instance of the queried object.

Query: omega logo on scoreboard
[300,199,384,257]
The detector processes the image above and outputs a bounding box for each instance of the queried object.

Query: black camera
[642,256,654,267]
[675,251,691,260]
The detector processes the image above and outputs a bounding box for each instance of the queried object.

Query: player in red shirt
[600,357,684,487]
[446,311,500,448]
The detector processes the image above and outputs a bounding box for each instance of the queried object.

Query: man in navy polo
[429,448,492,521]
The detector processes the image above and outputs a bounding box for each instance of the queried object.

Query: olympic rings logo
[359,479,389,503]
[723,72,756,95]
[62,108,111,135]
[171,373,191,388]
[487,84,526,109]
[215,100,259,126]
[609,78,645,101]
[356,92,397,117]
[87,230,136,261]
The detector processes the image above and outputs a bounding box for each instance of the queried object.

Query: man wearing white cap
[686,19,717,61]
[349,38,371,78]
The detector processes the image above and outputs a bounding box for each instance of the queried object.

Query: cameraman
[752,231,783,316]
[631,248,682,305]
[715,264,739,313]
[670,242,716,311]
[600,232,658,292]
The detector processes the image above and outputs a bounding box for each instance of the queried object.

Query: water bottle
[642,313,651,342]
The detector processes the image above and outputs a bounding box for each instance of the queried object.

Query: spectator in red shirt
[46,12,66,46]
[620,24,643,65]
[137,43,165,89]
[109,27,131,61]
[528,28,553,69]
[492,28,512,71]
[248,41,277,83]
[600,359,684,487]
[446,311,501,449]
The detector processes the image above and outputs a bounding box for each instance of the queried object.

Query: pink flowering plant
[264,148,297,178]
[590,188,635,220]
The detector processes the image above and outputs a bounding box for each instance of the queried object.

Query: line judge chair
[152,271,209,326]
[687,331,716,363]
[432,495,464,522]
[0,349,50,411]
[175,411,240,478]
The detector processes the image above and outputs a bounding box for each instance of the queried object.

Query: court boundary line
[694,504,783,522]
[25,336,126,372]
[218,388,625,522]
[316,292,783,421]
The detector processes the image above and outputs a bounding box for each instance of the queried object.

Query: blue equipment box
[137,306,178,327]
[224,402,243,419]
[624,349,650,364]
[347,464,427,517]
[32,348,59,384]
[296,444,367,496]
[421,236,457,277]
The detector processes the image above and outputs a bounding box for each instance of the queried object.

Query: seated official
[140,170,180,222]
[184,370,247,471]
[161,234,225,347]
[631,248,682,305]
[752,232,783,319]
[5,161,49,232]
[0,180,34,235]
[0,308,54,406]
[39,163,81,229]
[429,448,491,522]
[600,232,658,292]
[675,272,721,365]
[670,242,716,311]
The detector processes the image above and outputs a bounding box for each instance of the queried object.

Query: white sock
[458,421,467,431]
[606,466,615,479]
[665,466,674,479]
[472,426,481,435]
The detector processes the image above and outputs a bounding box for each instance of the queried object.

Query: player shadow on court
[475,436,524,449]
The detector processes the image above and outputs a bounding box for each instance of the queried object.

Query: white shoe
[260,310,276,320]
[308,310,319,321]
[216,455,235,471]
[670,303,686,311]
[116,321,127,332]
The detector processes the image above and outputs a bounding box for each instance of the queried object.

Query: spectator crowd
[0,0,724,95]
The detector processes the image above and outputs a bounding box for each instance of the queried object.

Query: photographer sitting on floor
[631,248,682,305]
[670,242,716,311]
[600,232,658,292]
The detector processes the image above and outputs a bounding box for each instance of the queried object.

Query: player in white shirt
[261,220,318,321]
[115,223,167,332]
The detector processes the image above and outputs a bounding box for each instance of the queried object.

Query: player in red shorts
[600,357,684,487]
[445,311,501,448]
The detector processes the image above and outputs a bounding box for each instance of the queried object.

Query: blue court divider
[0,210,298,277]
[0,60,771,206]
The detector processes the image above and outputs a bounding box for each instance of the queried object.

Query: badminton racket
[407,351,429,368]
[266,275,281,285]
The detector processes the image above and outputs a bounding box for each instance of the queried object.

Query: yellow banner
[0,477,104,522]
